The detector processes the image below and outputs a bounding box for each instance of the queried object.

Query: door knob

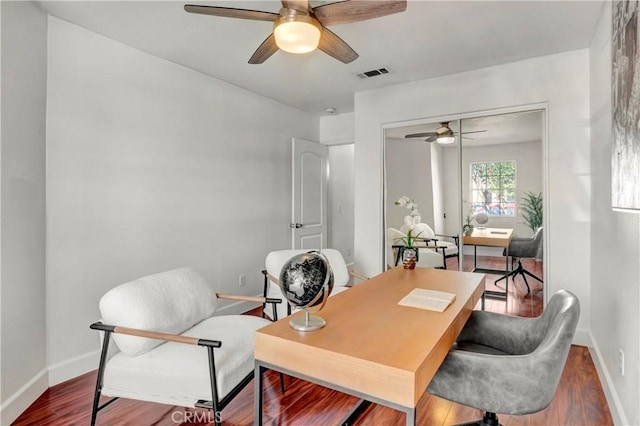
[289,223,303,229]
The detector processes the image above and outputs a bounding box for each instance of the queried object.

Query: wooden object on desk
[462,227,513,248]
[254,266,484,422]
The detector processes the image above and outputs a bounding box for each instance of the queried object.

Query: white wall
[327,145,354,265]
[321,112,355,265]
[385,138,436,231]
[45,17,318,383]
[354,50,591,336]
[0,2,48,423]
[320,112,354,145]
[430,144,446,234]
[590,2,639,424]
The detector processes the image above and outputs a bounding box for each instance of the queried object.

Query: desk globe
[474,211,489,229]
[280,251,334,331]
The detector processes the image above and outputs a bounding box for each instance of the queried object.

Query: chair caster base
[455,412,501,426]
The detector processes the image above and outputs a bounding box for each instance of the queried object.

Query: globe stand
[290,309,326,332]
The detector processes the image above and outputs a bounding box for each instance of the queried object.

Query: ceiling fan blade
[248,34,279,64]
[318,28,358,64]
[460,129,488,135]
[184,5,278,22]
[312,0,407,26]
[425,136,437,143]
[281,0,309,12]
[405,132,437,138]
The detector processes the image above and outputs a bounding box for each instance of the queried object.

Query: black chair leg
[455,411,501,426]
[522,268,544,283]
[279,373,286,394]
[482,412,500,426]
[519,272,531,294]
[496,259,542,295]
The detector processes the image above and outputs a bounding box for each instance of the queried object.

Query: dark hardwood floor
[13,257,612,426]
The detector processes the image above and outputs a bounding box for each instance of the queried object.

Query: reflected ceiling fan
[405,122,487,144]
[184,0,407,64]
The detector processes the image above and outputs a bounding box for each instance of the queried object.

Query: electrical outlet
[238,274,246,287]
[619,348,625,376]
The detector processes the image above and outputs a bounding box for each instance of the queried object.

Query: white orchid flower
[395,195,411,207]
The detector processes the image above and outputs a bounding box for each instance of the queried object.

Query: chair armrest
[89,321,221,348]
[215,293,281,305]
[348,270,369,281]
[435,233,459,243]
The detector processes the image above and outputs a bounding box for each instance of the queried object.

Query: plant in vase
[520,191,543,233]
[394,195,424,269]
[463,206,475,236]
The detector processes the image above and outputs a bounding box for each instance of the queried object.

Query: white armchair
[261,249,367,320]
[89,268,281,426]
[387,227,446,269]
[399,223,459,269]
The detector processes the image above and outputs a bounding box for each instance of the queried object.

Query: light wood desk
[254,267,485,425]
[463,228,513,301]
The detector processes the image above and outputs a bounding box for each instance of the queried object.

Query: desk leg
[341,399,372,425]
[473,245,477,270]
[254,363,264,426]
[406,407,416,426]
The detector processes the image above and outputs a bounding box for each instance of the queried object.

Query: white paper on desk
[398,288,456,312]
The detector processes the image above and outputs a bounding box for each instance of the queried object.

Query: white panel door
[292,138,328,249]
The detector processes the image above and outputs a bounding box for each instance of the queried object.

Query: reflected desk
[463,227,513,301]
[254,267,484,426]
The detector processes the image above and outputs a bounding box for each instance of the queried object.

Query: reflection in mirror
[383,109,545,316]
[383,121,461,271]
[460,110,544,311]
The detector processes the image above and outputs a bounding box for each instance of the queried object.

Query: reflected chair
[261,248,367,320]
[387,227,446,269]
[495,227,543,294]
[89,268,282,426]
[401,223,460,269]
[427,289,580,426]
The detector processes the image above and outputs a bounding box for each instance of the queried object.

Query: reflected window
[470,161,516,216]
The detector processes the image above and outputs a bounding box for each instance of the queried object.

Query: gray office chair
[427,289,579,426]
[495,227,543,294]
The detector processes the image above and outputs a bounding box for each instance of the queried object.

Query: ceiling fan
[405,122,487,144]
[184,0,407,64]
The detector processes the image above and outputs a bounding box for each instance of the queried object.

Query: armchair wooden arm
[216,292,282,321]
[216,293,281,305]
[348,270,369,281]
[89,321,221,348]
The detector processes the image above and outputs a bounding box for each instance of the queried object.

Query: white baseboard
[587,331,628,425]
[48,349,101,387]
[0,368,48,425]
[573,327,591,347]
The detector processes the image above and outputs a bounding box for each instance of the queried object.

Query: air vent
[356,67,390,79]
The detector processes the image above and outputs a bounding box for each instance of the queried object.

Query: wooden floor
[13,257,612,426]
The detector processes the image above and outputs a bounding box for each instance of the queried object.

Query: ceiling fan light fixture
[273,14,321,54]
[437,135,455,144]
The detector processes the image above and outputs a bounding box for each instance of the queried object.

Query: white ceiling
[38,0,604,116]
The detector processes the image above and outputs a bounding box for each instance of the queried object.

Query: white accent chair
[89,268,282,426]
[387,227,445,269]
[261,249,367,320]
[399,223,459,269]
